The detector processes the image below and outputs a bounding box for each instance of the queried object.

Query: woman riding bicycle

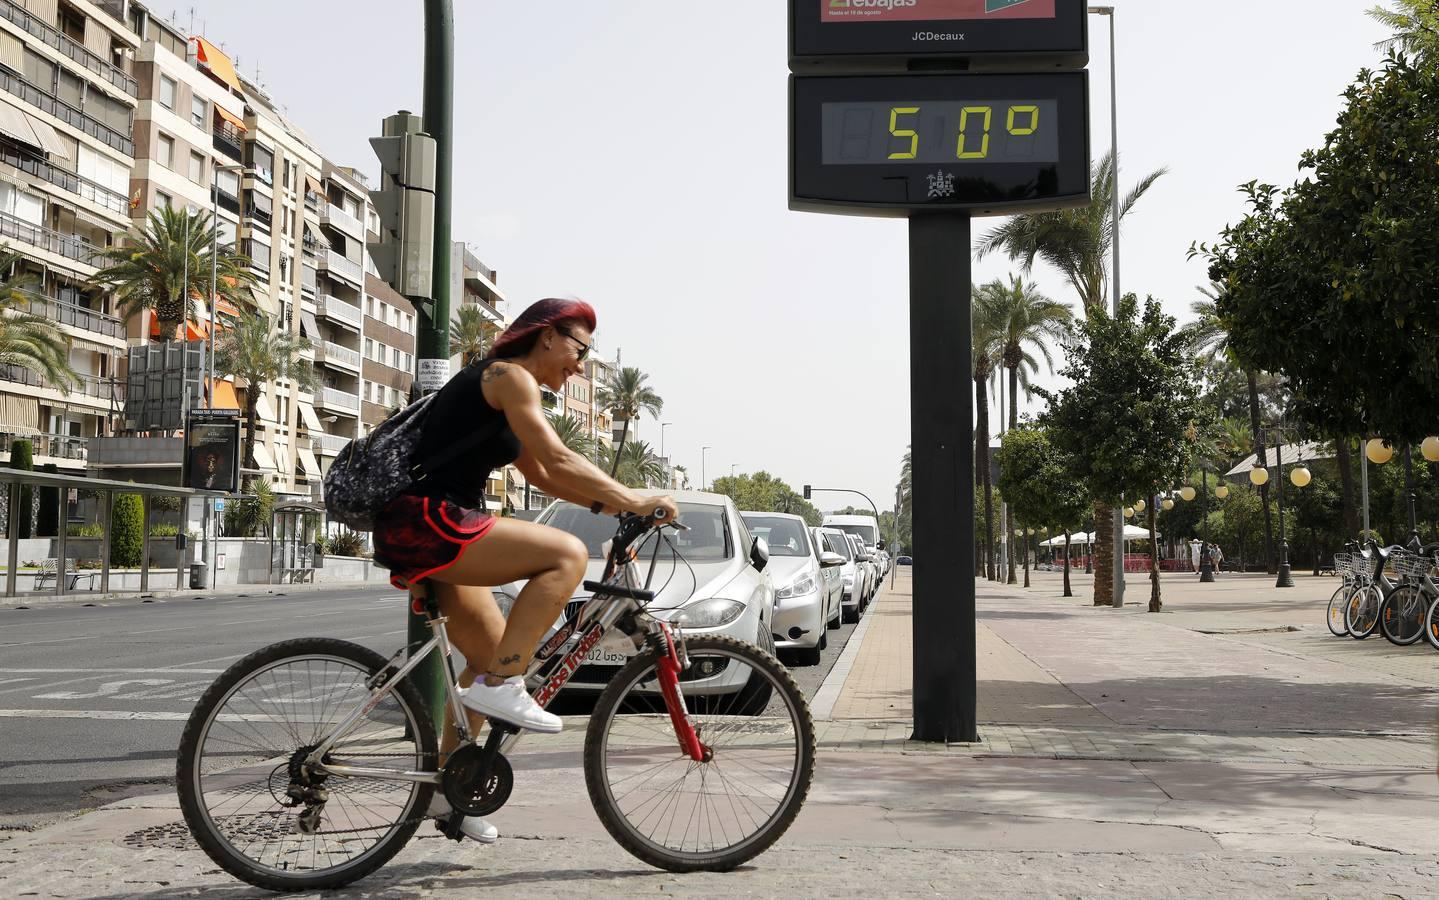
[372,297,678,842]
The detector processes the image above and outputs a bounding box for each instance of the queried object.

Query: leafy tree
[450,304,490,366]
[0,250,76,389]
[547,411,594,459]
[8,439,32,539]
[977,275,1072,429]
[712,471,822,526]
[225,476,274,538]
[110,493,143,567]
[1196,53,1439,447]
[996,425,1090,597]
[1212,484,1264,572]
[596,439,665,489]
[1368,0,1439,55]
[595,366,663,475]
[91,206,254,340]
[1292,470,1343,574]
[214,312,316,476]
[1038,296,1203,611]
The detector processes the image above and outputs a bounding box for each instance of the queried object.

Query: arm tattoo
[498,654,521,666]
[482,363,509,384]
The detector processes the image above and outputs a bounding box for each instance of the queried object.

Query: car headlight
[842,574,854,587]
[672,598,747,629]
[776,574,817,600]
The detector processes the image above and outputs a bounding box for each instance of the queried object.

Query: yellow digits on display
[888,107,920,160]
[957,106,992,159]
[1007,105,1039,136]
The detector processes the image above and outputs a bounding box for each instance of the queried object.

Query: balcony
[316,294,362,329]
[0,431,88,463]
[0,1,138,96]
[310,432,351,455]
[317,341,361,372]
[0,69,134,157]
[0,142,129,215]
[20,290,122,339]
[320,249,362,287]
[316,387,359,413]
[0,365,121,403]
[320,203,364,239]
[0,210,105,268]
[212,127,243,162]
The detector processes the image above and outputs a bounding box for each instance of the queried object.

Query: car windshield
[542,502,732,561]
[740,515,809,557]
[835,523,878,546]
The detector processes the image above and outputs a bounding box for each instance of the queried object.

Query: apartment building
[359,272,415,427]
[0,0,137,471]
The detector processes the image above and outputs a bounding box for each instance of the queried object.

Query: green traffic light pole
[407,0,455,731]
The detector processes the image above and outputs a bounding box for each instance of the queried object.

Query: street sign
[790,0,1088,71]
[215,499,225,512]
[790,71,1089,215]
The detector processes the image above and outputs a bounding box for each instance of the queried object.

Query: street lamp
[660,422,672,460]
[1257,432,1309,588]
[1178,485,1196,502]
[701,446,711,491]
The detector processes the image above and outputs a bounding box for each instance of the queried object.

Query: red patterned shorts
[373,494,497,589]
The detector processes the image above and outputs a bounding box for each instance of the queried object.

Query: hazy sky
[186,1,1389,511]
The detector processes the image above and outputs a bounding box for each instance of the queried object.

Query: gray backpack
[322,389,504,531]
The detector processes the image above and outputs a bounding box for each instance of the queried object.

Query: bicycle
[1377,545,1439,646]
[175,511,816,892]
[1344,541,1396,639]
[1325,548,1362,637]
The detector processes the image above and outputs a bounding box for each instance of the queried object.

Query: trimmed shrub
[67,523,102,537]
[36,463,59,537]
[9,439,32,539]
[110,493,143,568]
[148,523,179,538]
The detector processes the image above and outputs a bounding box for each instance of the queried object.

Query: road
[0,582,868,829]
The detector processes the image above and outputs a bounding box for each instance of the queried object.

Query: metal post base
[1198,562,1215,583]
[1275,563,1294,588]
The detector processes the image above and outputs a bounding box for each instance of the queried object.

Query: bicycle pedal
[436,811,468,842]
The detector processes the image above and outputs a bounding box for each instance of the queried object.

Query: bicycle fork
[652,622,709,763]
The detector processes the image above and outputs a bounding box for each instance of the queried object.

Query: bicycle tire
[583,634,816,873]
[1345,585,1381,639]
[176,638,437,892]
[1423,595,1439,652]
[1325,584,1353,637]
[1379,584,1429,646]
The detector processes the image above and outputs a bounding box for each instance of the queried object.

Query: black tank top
[411,358,522,507]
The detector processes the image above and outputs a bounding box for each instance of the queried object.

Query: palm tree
[976,150,1166,602]
[1367,1,1439,54]
[214,312,317,476]
[0,251,76,389]
[673,464,691,489]
[450,305,490,366]
[970,289,1004,580]
[597,439,664,488]
[546,411,594,458]
[91,207,255,340]
[981,276,1072,431]
[595,366,663,476]
[1186,286,1276,572]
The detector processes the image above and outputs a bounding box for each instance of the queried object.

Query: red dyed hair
[487,298,597,360]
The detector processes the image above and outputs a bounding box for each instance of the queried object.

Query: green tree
[450,304,490,366]
[595,366,663,475]
[969,297,1003,580]
[0,250,77,389]
[1038,296,1203,611]
[547,411,594,459]
[91,206,255,340]
[1292,470,1343,575]
[213,312,316,476]
[1368,0,1439,55]
[1213,484,1264,571]
[596,440,665,489]
[224,476,274,538]
[977,275,1072,430]
[711,471,822,526]
[110,493,143,567]
[996,425,1090,597]
[8,439,32,539]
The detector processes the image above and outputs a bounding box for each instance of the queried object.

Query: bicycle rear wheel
[1325,584,1353,637]
[584,634,815,873]
[176,638,437,892]
[1345,586,1381,639]
[1379,584,1429,646]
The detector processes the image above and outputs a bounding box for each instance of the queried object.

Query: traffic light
[803,484,811,500]
[368,111,436,300]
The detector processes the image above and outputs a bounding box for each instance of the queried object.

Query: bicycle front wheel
[1379,584,1429,646]
[1346,586,1381,639]
[1325,584,1353,637]
[1423,595,1439,651]
[176,638,437,892]
[584,634,816,873]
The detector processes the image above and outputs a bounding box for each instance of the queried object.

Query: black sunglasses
[555,326,590,360]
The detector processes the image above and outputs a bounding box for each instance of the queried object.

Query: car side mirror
[750,536,770,572]
[819,551,845,568]
[877,540,887,551]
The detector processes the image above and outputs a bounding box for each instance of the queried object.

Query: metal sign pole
[909,213,976,743]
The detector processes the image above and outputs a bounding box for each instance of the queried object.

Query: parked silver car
[741,512,843,666]
[810,526,845,632]
[817,526,865,624]
[496,491,775,696]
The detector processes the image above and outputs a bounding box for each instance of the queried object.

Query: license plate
[582,646,631,666]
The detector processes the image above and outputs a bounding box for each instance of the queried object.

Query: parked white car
[495,490,775,698]
[847,534,877,608]
[810,527,845,632]
[741,512,843,666]
[817,526,864,623]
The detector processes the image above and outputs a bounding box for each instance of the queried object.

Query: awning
[215,297,240,319]
[0,394,40,431]
[214,104,247,133]
[298,401,322,431]
[193,37,243,95]
[299,309,319,340]
[0,99,40,151]
[298,447,321,478]
[26,114,67,160]
[304,173,325,197]
[246,284,278,317]
[250,440,275,472]
[208,378,240,412]
[254,392,276,424]
[274,445,290,477]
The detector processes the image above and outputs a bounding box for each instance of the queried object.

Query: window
[189,150,205,183]
[403,312,412,332]
[246,143,274,184]
[364,338,373,359]
[58,2,85,43]
[190,95,206,129]
[159,75,176,111]
[155,191,172,209]
[366,297,376,317]
[283,159,293,189]
[403,352,412,371]
[157,133,174,168]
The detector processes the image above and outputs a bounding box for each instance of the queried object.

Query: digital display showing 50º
[823,100,1059,165]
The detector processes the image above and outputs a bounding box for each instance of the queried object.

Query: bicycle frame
[305,522,705,783]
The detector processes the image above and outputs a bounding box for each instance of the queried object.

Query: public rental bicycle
[175,511,815,892]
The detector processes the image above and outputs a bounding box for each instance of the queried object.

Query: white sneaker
[429,795,498,844]
[460,676,563,734]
